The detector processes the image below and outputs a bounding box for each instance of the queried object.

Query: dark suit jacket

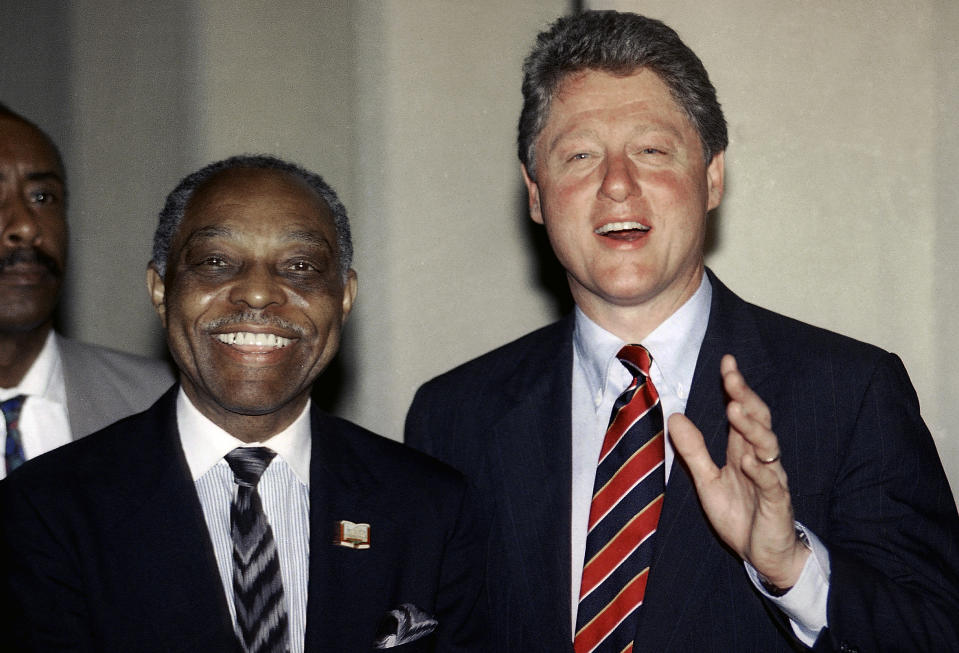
[405,271,959,652]
[1,387,486,652]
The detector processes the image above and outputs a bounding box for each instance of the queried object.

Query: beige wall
[2,1,957,496]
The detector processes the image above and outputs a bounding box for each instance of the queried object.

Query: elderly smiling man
[1,155,486,653]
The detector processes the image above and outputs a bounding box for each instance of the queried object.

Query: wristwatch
[758,527,811,597]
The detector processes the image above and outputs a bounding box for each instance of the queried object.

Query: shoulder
[59,337,174,380]
[414,317,573,401]
[2,397,172,505]
[708,273,889,370]
[314,410,466,488]
[58,337,176,411]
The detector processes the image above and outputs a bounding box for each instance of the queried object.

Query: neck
[0,324,51,388]
[572,269,703,343]
[184,385,310,443]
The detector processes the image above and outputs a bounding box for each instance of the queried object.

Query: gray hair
[151,154,353,279]
[518,10,727,181]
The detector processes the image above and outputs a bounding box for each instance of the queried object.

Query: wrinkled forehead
[175,167,335,246]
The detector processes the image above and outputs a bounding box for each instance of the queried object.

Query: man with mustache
[1,155,486,652]
[406,10,959,652]
[0,103,173,478]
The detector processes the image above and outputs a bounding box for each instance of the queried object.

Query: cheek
[44,219,69,261]
[165,285,220,339]
[647,169,710,215]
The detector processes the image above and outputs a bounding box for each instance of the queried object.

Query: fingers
[721,355,771,428]
[668,413,720,485]
[722,355,779,467]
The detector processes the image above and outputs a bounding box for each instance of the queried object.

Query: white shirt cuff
[744,522,830,646]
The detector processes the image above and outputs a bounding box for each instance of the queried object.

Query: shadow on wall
[516,183,575,318]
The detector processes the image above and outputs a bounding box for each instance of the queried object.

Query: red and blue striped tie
[575,345,665,653]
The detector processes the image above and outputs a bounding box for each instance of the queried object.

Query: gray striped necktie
[225,447,290,653]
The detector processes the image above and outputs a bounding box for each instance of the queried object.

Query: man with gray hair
[2,155,487,651]
[407,10,959,652]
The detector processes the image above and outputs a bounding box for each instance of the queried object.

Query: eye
[30,190,58,205]
[569,152,590,161]
[200,255,229,267]
[289,260,317,272]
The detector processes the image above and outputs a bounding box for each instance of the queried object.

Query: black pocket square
[373,603,438,649]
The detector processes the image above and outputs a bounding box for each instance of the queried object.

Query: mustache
[0,248,62,277]
[203,311,305,337]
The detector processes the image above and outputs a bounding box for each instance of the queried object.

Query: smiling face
[0,115,67,336]
[147,167,356,440]
[523,68,724,339]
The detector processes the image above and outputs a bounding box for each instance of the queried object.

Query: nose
[1,194,41,247]
[598,153,640,202]
[228,263,285,309]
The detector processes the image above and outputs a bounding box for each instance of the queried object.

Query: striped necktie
[225,447,290,653]
[574,345,666,653]
[2,394,28,474]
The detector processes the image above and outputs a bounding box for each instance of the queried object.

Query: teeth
[215,332,291,348]
[594,221,650,235]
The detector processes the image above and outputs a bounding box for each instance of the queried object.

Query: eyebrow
[284,229,333,248]
[182,225,333,248]
[546,123,685,156]
[26,171,65,185]
[0,170,65,185]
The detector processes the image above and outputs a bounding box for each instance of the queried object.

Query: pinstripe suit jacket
[1,388,487,652]
[405,270,959,652]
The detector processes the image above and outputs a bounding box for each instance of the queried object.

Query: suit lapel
[98,389,238,650]
[636,272,774,648]
[485,317,575,649]
[304,409,394,649]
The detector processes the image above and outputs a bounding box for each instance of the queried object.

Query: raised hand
[669,354,809,589]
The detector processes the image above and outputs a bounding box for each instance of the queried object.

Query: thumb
[669,413,719,484]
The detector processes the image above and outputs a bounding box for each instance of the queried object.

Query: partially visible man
[0,103,173,477]
[406,10,959,653]
[1,155,486,652]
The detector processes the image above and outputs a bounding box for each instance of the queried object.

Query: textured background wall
[2,0,957,497]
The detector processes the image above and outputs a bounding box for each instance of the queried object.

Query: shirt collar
[573,274,713,398]
[177,387,312,485]
[0,331,66,405]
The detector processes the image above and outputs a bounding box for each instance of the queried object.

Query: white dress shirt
[0,331,71,478]
[570,274,829,645]
[178,389,311,653]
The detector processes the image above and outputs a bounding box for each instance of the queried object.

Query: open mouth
[594,221,651,239]
[214,332,292,349]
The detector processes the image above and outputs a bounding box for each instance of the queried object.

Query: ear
[521,164,544,225]
[706,151,725,211]
[340,269,358,324]
[146,264,168,328]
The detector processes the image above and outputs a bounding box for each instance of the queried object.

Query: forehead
[177,167,334,242]
[0,116,63,177]
[544,67,694,138]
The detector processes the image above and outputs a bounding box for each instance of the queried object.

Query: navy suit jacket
[405,271,959,652]
[1,387,487,652]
